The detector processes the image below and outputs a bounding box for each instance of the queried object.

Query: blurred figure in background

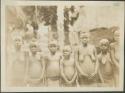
[8,35,27,86]
[110,27,120,87]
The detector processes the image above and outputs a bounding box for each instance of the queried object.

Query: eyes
[63,50,70,52]
[15,39,21,42]
[30,45,37,48]
[15,39,22,44]
[80,36,88,39]
[101,44,108,47]
[49,45,57,48]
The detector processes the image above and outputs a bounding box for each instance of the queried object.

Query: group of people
[7,24,120,87]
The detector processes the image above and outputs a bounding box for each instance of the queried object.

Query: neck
[32,52,37,56]
[82,43,87,47]
[64,55,70,60]
[51,52,56,55]
[102,51,108,55]
[15,47,21,51]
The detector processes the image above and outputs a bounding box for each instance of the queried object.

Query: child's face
[14,38,22,48]
[80,35,89,44]
[49,44,58,53]
[30,44,38,53]
[63,47,71,57]
[100,43,109,51]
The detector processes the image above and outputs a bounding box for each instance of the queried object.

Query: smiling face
[63,45,72,57]
[49,44,58,53]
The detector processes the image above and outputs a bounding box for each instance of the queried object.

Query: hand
[81,73,89,77]
[63,77,73,84]
[64,78,70,83]
[89,54,96,62]
[69,79,75,84]
[67,80,73,84]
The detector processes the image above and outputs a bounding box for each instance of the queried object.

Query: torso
[11,50,26,79]
[28,53,43,79]
[46,52,61,78]
[78,44,96,75]
[62,56,75,80]
[99,53,114,79]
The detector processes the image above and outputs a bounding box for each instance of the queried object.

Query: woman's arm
[110,47,119,69]
[89,48,99,79]
[96,55,104,84]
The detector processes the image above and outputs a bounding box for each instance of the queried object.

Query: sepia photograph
[1,0,124,92]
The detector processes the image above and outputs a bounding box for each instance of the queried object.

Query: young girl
[98,39,115,87]
[75,31,98,87]
[60,45,77,87]
[26,40,45,87]
[9,35,27,86]
[110,30,120,87]
[44,40,61,87]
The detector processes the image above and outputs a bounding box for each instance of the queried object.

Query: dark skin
[24,43,45,84]
[75,33,98,79]
[110,31,119,69]
[98,39,115,84]
[60,46,77,84]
